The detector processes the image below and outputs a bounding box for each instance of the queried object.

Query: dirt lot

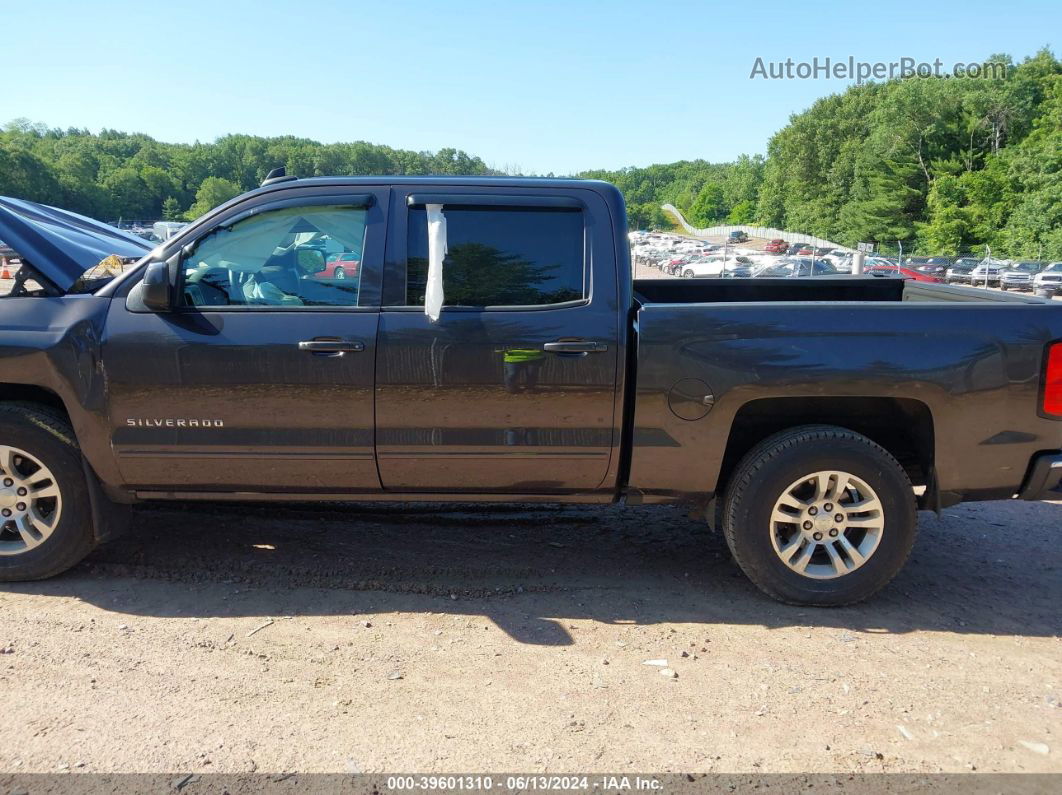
[0,497,1059,775]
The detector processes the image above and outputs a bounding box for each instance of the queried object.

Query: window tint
[181,204,366,308]
[405,206,585,307]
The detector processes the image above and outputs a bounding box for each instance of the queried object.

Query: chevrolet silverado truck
[1,177,1060,606]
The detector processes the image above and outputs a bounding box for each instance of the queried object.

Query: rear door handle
[543,340,609,354]
[298,338,365,354]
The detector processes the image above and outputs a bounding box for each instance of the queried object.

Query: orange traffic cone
[0,257,11,280]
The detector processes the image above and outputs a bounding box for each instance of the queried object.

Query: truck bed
[627,280,1062,504]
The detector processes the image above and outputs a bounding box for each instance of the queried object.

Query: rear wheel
[722,425,917,606]
[334,267,346,280]
[683,269,695,278]
[0,405,95,581]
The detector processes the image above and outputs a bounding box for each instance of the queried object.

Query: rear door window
[404,205,585,308]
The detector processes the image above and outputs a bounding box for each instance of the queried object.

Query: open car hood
[0,196,153,291]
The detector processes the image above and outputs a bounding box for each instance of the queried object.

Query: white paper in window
[424,203,447,322]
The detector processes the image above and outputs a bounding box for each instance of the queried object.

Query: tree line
[0,125,496,222]
[1,48,1059,258]
[585,49,1062,259]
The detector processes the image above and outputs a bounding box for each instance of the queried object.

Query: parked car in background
[946,258,980,284]
[315,251,361,281]
[681,255,752,279]
[828,254,854,273]
[999,261,1043,291]
[1033,262,1062,294]
[821,250,855,269]
[764,239,788,254]
[754,257,838,278]
[661,255,691,275]
[969,260,1008,287]
[913,257,952,277]
[864,264,944,283]
[728,230,749,244]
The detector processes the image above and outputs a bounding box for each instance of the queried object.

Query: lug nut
[808,506,818,516]
[835,514,844,523]
[823,503,833,512]
[2,478,11,487]
[813,532,823,541]
[829,528,839,537]
[17,488,27,496]
[16,503,25,512]
[802,520,813,530]
[1,509,9,518]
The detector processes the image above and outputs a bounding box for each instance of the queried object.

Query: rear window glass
[405,206,585,307]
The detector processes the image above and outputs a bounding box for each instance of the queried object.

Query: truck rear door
[375,186,622,493]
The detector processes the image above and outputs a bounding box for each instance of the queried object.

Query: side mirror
[141,260,173,312]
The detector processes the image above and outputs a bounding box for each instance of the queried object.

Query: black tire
[0,404,95,581]
[334,268,346,280]
[683,269,695,278]
[722,424,917,606]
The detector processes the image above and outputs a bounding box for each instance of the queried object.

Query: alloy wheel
[0,445,63,556]
[769,470,884,579]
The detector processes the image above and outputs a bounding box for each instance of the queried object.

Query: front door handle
[298,338,365,354]
[543,340,609,354]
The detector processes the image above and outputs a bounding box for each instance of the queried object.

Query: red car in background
[313,252,360,280]
[864,264,944,283]
[764,239,788,253]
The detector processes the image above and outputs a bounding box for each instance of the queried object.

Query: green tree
[726,200,756,224]
[687,182,726,226]
[186,177,242,219]
[162,196,182,220]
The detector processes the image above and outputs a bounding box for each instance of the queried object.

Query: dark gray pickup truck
[1,177,1060,606]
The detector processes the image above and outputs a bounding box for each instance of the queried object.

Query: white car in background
[824,252,855,272]
[680,255,752,278]
[969,258,1011,287]
[1033,262,1062,293]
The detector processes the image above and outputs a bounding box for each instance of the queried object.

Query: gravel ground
[0,498,1058,775]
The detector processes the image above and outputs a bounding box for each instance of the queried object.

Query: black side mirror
[141,260,173,312]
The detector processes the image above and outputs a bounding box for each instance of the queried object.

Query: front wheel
[334,267,346,280]
[683,269,695,278]
[722,425,917,606]
[0,404,96,581]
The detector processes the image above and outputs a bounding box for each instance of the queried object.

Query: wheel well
[719,397,935,490]
[0,384,70,421]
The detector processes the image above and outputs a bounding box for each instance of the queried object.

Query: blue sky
[2,0,1057,174]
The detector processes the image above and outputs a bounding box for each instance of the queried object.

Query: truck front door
[102,188,387,493]
[374,187,622,493]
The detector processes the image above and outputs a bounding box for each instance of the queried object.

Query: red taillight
[1046,344,1062,417]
